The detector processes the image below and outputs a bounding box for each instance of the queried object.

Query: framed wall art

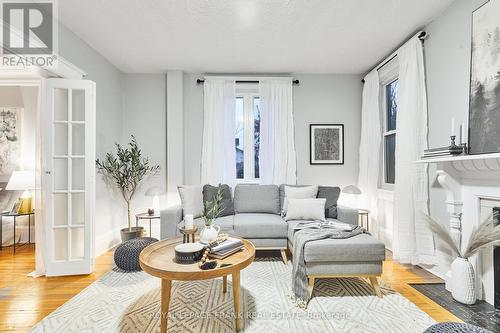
[310,124,344,165]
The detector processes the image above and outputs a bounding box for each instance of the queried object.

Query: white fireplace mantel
[418,152,500,171]
[418,153,500,247]
[418,153,500,305]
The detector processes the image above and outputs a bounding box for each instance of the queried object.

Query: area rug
[30,259,435,333]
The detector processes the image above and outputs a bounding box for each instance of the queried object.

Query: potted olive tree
[96,136,160,242]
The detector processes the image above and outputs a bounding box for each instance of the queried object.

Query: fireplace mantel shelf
[417,153,500,172]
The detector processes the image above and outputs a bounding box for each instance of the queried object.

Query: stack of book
[421,145,463,159]
[209,237,244,259]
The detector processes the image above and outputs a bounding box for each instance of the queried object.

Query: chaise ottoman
[288,222,386,299]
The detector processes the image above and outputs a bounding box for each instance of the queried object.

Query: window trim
[379,58,399,191]
[235,92,260,183]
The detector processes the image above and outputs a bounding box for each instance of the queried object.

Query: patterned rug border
[30,259,436,333]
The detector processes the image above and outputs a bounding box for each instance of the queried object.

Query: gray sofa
[161,184,386,299]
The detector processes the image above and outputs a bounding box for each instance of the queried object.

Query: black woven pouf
[424,322,493,333]
[114,237,158,271]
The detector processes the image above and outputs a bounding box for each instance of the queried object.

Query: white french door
[43,78,95,276]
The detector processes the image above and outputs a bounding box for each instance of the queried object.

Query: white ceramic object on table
[199,225,220,244]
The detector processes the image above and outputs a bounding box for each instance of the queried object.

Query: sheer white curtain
[201,79,236,186]
[259,79,297,185]
[392,37,435,265]
[357,70,381,232]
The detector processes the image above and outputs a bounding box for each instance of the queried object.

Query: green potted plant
[96,136,160,242]
[199,185,224,243]
[422,213,500,304]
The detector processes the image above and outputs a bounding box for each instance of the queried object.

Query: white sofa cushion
[285,198,326,222]
[178,185,203,218]
[282,185,318,214]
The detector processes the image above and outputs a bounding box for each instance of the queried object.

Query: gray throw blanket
[291,222,365,307]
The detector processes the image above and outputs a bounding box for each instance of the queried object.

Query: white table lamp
[145,186,166,215]
[6,170,36,214]
[341,185,362,209]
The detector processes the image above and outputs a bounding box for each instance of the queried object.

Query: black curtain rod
[361,31,426,83]
[196,79,299,85]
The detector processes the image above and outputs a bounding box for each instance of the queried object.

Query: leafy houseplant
[200,185,225,243]
[422,213,500,304]
[96,136,160,241]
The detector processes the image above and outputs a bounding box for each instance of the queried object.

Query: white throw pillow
[282,185,318,214]
[285,198,326,222]
[178,185,203,218]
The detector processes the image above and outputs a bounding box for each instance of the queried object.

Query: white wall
[293,74,362,187]
[19,87,38,171]
[59,24,126,255]
[121,73,167,233]
[424,0,488,277]
[181,73,362,187]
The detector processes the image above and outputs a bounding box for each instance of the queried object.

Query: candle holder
[449,136,463,155]
[461,143,468,155]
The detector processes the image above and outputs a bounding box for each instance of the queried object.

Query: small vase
[451,257,476,304]
[199,225,220,244]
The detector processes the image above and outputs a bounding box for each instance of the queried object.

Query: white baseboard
[418,265,448,281]
[95,225,125,257]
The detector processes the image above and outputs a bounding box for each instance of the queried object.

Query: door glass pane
[70,227,85,259]
[54,193,68,226]
[386,79,398,131]
[54,228,68,260]
[54,158,68,190]
[72,89,85,121]
[72,124,85,156]
[71,192,85,225]
[54,123,68,155]
[72,158,85,190]
[235,97,244,179]
[385,134,396,184]
[253,97,260,179]
[54,88,68,121]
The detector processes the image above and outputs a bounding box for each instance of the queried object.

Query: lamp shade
[145,186,166,197]
[342,185,362,195]
[6,170,36,191]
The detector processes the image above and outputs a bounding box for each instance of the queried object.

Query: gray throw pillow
[178,185,204,218]
[202,184,235,217]
[234,184,280,214]
[317,186,341,219]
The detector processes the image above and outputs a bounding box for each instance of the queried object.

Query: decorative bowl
[174,242,205,264]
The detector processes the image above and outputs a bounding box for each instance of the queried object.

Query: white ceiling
[58,0,454,74]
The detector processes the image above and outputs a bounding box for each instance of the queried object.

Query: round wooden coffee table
[139,236,255,333]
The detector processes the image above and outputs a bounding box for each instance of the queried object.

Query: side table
[0,211,35,253]
[178,226,198,243]
[358,209,370,232]
[135,212,160,238]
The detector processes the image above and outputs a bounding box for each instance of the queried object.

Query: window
[383,79,398,185]
[235,94,260,181]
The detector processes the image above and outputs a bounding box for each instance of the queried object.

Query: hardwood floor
[0,246,460,332]
[0,245,114,332]
[381,251,462,323]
